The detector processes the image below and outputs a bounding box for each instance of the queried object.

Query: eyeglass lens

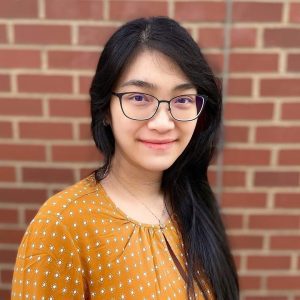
[120,93,204,121]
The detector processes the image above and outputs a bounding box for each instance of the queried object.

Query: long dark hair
[90,17,239,300]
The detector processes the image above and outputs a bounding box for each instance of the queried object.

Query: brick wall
[0,1,299,299]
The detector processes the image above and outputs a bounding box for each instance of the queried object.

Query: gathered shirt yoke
[11,175,214,300]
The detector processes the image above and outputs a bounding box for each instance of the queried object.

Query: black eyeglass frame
[111,91,208,122]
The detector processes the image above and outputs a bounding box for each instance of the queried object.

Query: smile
[140,140,176,150]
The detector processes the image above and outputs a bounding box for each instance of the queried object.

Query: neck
[101,155,164,205]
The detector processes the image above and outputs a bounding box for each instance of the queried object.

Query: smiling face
[108,49,198,174]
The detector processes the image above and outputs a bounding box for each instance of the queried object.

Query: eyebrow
[119,79,196,92]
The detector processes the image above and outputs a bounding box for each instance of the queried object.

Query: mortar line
[216,0,233,205]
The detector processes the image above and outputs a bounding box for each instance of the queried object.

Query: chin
[138,159,177,173]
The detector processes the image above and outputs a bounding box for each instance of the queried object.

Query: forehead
[115,49,193,90]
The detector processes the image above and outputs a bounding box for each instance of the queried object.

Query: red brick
[0,25,7,43]
[0,97,42,116]
[0,229,25,243]
[289,3,300,23]
[213,171,238,187]
[271,236,300,250]
[0,74,10,91]
[0,144,45,161]
[267,276,300,290]
[233,2,282,22]
[221,213,243,229]
[0,188,47,203]
[224,125,249,143]
[80,168,95,179]
[0,121,12,138]
[0,167,15,181]
[209,170,246,187]
[25,209,39,224]
[282,102,300,119]
[0,249,18,263]
[79,76,93,94]
[1,269,13,284]
[78,26,118,46]
[254,171,299,187]
[0,0,38,18]
[48,50,99,70]
[15,24,71,45]
[261,79,300,96]
[247,256,291,270]
[223,149,270,166]
[279,150,300,165]
[1,122,12,137]
[52,145,102,162]
[0,290,11,300]
[287,54,300,72]
[198,28,223,48]
[249,215,300,230]
[46,0,103,19]
[49,99,89,117]
[225,103,273,120]
[229,235,263,249]
[79,123,92,140]
[275,193,300,208]
[221,193,267,208]
[18,74,72,93]
[22,167,74,183]
[239,275,261,289]
[227,78,252,96]
[231,28,256,48]
[256,126,300,143]
[0,49,40,68]
[175,2,226,22]
[19,122,73,140]
[264,29,300,47]
[200,27,256,49]
[233,255,241,270]
[111,1,168,20]
[203,53,224,74]
[207,170,215,186]
[229,53,278,72]
[0,208,18,224]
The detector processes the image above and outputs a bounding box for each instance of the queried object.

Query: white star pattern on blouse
[11,175,214,300]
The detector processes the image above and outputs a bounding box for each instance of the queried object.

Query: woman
[12,17,239,299]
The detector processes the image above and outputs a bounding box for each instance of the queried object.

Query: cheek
[182,122,197,142]
[111,116,139,147]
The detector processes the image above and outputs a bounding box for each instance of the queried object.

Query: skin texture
[101,49,198,223]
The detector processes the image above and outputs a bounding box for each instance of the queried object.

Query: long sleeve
[11,214,87,299]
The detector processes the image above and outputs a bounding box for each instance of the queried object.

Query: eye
[134,94,145,101]
[174,96,194,104]
[128,93,147,102]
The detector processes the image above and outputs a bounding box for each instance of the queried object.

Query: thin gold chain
[137,198,168,229]
[108,175,168,229]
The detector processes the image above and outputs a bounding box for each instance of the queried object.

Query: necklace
[104,175,169,229]
[137,198,168,229]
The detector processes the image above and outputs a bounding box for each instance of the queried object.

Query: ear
[104,110,112,126]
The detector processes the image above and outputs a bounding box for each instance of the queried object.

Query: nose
[147,102,175,131]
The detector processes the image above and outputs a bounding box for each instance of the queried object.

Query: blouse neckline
[96,181,173,230]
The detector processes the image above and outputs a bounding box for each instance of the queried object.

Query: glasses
[112,92,207,122]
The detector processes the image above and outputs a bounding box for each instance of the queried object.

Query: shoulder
[34,174,99,222]
[18,174,106,256]
[23,174,104,244]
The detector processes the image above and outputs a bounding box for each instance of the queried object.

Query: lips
[139,139,176,150]
[140,139,176,144]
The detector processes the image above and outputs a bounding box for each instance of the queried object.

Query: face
[108,49,198,173]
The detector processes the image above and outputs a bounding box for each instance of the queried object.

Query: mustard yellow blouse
[11,175,214,299]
